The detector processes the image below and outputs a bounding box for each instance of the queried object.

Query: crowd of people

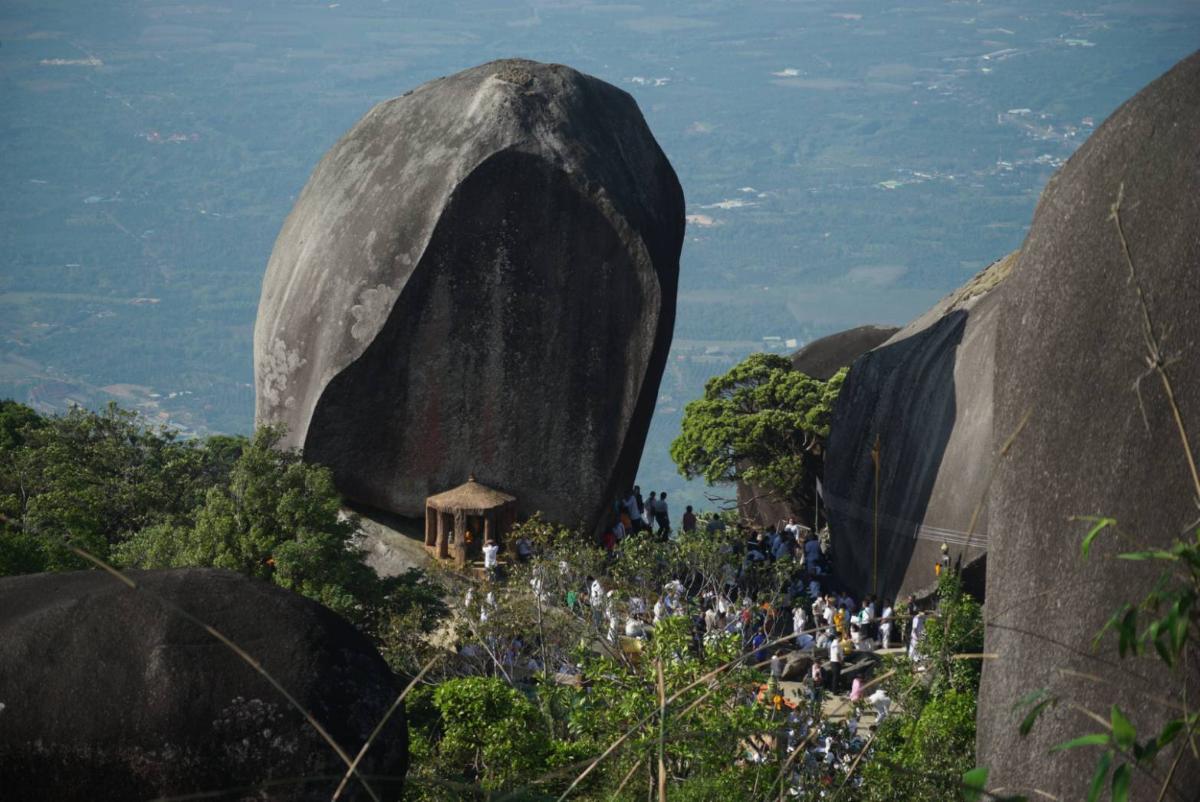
[468,486,930,705]
[448,484,950,795]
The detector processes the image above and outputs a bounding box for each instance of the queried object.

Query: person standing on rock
[625,487,646,533]
[655,492,671,537]
[828,636,844,694]
[903,595,917,643]
[880,600,894,648]
[803,533,822,572]
[908,610,926,661]
[483,539,500,581]
[515,534,533,563]
[935,543,951,578]
[809,661,824,703]
[682,505,697,533]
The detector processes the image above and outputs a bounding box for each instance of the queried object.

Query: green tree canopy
[669,353,845,504]
[113,425,445,631]
[0,401,446,662]
[0,401,220,572]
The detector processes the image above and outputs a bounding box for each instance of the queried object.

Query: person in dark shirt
[682,505,697,533]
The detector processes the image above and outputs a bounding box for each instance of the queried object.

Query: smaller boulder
[781,651,815,681]
[0,569,407,801]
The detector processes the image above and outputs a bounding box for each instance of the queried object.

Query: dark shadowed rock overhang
[253,59,684,532]
[823,253,1016,601]
[0,569,406,801]
[977,51,1200,800]
[738,325,899,528]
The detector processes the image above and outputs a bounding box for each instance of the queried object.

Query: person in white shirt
[828,638,844,693]
[869,689,892,722]
[644,492,658,527]
[909,610,926,661]
[480,590,495,624]
[851,624,872,652]
[880,602,894,648]
[717,593,732,616]
[654,493,670,535]
[624,488,641,524]
[793,605,808,646]
[653,597,666,624]
[482,539,500,579]
[856,606,872,634]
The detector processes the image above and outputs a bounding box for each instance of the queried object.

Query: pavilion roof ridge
[426,474,516,512]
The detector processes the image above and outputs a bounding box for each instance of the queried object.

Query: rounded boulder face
[254,59,684,528]
[978,52,1200,798]
[0,569,406,801]
[823,255,1013,601]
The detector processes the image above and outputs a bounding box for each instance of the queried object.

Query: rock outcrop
[739,325,898,527]
[254,59,684,530]
[791,325,901,382]
[0,569,406,801]
[977,52,1200,799]
[823,253,1015,600]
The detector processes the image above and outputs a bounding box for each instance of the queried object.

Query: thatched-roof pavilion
[424,476,517,567]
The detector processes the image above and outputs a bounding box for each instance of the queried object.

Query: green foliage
[0,399,45,451]
[862,573,985,802]
[921,571,985,694]
[670,353,845,504]
[113,426,449,634]
[862,689,978,802]
[0,401,223,571]
[0,401,446,664]
[430,677,551,792]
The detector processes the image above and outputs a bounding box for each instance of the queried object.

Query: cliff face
[977,51,1200,799]
[823,254,1014,600]
[254,59,684,529]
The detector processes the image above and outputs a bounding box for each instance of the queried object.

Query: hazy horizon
[3,0,1198,513]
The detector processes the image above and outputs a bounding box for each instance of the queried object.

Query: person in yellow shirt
[935,543,951,577]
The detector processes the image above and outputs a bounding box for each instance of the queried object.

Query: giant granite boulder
[254,59,684,529]
[977,52,1200,799]
[0,569,407,801]
[823,253,1015,600]
[739,325,898,527]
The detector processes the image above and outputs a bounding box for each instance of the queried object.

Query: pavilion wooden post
[454,510,467,567]
[425,506,436,549]
[436,512,448,559]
